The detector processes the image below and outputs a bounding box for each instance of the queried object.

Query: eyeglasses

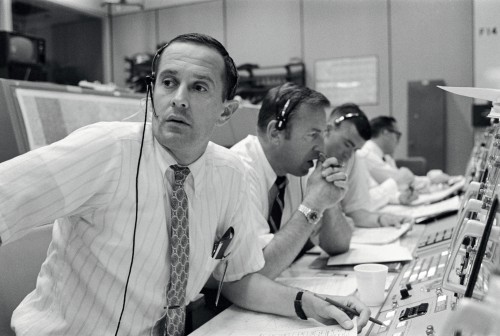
[386,128,402,140]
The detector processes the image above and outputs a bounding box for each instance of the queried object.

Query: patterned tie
[268,176,288,233]
[164,165,191,336]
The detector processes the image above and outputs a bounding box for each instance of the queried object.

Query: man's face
[384,122,401,156]
[324,121,366,164]
[152,42,227,163]
[277,104,326,176]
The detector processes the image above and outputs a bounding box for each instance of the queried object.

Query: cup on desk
[353,263,388,306]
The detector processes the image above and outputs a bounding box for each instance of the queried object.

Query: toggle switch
[400,288,411,300]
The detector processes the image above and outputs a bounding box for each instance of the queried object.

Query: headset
[114,42,169,336]
[145,42,170,119]
[275,99,291,131]
[333,112,360,126]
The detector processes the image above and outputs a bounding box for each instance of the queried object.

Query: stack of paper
[276,275,357,296]
[351,223,412,245]
[380,195,460,223]
[326,242,413,266]
[411,177,465,206]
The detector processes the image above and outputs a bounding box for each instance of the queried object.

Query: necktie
[164,165,191,336]
[268,176,288,233]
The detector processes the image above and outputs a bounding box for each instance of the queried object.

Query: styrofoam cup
[354,263,388,306]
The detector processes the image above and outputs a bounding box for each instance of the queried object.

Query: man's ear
[267,120,282,145]
[215,100,239,126]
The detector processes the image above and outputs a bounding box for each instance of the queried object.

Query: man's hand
[395,167,415,188]
[301,292,371,332]
[377,213,414,228]
[399,187,419,205]
[427,169,450,184]
[303,156,348,212]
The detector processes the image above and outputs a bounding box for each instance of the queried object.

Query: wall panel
[302,0,390,119]
[225,0,302,67]
[157,1,224,46]
[111,11,156,87]
[390,0,473,173]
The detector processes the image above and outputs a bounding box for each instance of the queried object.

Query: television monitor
[0,31,45,66]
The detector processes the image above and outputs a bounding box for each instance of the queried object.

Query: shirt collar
[153,137,206,198]
[254,136,281,188]
[364,140,385,159]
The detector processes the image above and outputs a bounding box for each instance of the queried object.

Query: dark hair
[328,103,371,140]
[370,115,397,137]
[152,33,239,100]
[257,82,330,137]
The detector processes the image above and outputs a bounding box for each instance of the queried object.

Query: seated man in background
[359,116,450,194]
[231,82,353,280]
[359,152,418,210]
[324,103,413,227]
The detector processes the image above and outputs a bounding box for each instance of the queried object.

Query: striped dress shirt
[0,122,264,336]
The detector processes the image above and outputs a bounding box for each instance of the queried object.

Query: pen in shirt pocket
[212,227,234,306]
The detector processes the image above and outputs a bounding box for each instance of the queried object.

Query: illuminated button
[437,295,447,302]
[418,271,427,280]
[396,321,407,328]
[427,266,436,277]
[386,310,396,318]
[403,270,411,279]
[438,263,445,268]
[393,332,403,336]
[442,251,449,256]
[384,320,392,326]
[409,274,418,282]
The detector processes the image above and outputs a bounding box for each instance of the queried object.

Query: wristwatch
[298,204,322,226]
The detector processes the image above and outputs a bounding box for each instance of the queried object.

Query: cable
[114,81,150,336]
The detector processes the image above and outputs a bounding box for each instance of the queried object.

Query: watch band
[298,204,322,226]
[294,291,307,320]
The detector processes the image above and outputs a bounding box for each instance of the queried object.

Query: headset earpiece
[334,112,360,126]
[145,74,154,87]
[276,99,291,131]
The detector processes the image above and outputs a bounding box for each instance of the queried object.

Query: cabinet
[407,79,446,171]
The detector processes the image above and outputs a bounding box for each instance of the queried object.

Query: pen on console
[312,293,384,326]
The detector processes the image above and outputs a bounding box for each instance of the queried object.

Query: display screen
[9,36,37,64]
[0,31,45,66]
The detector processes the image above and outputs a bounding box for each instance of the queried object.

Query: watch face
[309,212,319,221]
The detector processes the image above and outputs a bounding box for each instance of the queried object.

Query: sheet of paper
[380,195,460,223]
[233,318,358,336]
[327,242,413,266]
[411,178,465,205]
[351,223,412,245]
[276,275,357,296]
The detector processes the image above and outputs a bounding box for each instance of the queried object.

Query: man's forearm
[347,209,379,228]
[222,273,297,316]
[319,205,352,255]
[259,211,315,279]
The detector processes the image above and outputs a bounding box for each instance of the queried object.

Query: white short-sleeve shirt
[0,122,264,336]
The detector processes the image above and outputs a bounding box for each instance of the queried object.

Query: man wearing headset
[323,103,413,228]
[0,33,370,335]
[230,83,353,281]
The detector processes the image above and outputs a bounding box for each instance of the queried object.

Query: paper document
[380,195,460,223]
[276,275,357,296]
[327,242,413,266]
[351,223,412,245]
[235,319,357,336]
[411,178,465,205]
